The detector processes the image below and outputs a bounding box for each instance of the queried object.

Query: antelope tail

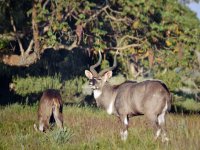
[53,98,59,107]
[167,93,173,112]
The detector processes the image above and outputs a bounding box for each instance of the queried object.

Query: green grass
[0,104,200,150]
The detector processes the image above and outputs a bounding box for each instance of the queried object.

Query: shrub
[173,98,200,113]
[47,127,73,145]
[154,70,182,91]
[11,74,89,104]
[12,74,62,96]
[61,76,87,103]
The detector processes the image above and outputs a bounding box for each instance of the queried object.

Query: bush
[12,74,62,96]
[46,127,73,145]
[11,74,89,104]
[61,76,87,103]
[173,98,200,113]
[154,70,182,91]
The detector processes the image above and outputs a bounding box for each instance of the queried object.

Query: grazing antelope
[85,51,171,142]
[34,89,63,132]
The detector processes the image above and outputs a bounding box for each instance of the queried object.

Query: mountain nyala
[85,51,172,142]
[34,89,63,132]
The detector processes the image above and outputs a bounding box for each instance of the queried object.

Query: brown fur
[34,89,63,132]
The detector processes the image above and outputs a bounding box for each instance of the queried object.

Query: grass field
[0,103,200,150]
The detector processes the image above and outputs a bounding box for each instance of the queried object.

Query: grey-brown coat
[85,51,171,141]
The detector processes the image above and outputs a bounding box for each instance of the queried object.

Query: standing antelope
[85,51,171,142]
[34,89,63,132]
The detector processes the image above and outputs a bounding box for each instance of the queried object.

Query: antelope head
[85,51,117,92]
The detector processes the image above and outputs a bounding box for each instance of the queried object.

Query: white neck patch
[93,90,102,99]
[107,100,114,115]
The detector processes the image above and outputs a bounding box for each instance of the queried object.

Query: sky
[187,2,200,19]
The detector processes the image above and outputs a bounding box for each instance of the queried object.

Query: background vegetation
[0,0,200,111]
[0,0,200,149]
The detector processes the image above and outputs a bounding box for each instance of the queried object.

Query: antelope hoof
[162,136,169,143]
[161,133,169,142]
[120,130,128,141]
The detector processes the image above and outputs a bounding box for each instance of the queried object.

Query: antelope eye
[96,78,102,81]
[93,77,101,82]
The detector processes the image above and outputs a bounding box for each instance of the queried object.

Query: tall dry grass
[0,104,200,150]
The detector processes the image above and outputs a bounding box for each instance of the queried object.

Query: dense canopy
[0,0,200,104]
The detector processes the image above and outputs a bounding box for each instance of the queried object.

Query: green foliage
[0,39,9,49]
[13,74,62,96]
[44,127,73,145]
[100,59,110,70]
[12,74,88,103]
[1,0,200,109]
[155,70,182,91]
[174,98,200,112]
[61,76,87,103]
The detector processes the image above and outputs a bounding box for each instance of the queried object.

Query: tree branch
[84,5,109,24]
[118,35,142,46]
[104,9,127,22]
[106,43,141,50]
[107,6,122,14]
[25,40,34,55]
[42,38,78,51]
[10,13,24,56]
[32,0,40,55]
[42,0,50,10]
[103,6,132,26]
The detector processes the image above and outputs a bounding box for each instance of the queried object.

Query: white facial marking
[120,130,128,141]
[107,100,115,115]
[93,90,102,99]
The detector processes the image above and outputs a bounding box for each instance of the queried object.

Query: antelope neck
[93,82,116,115]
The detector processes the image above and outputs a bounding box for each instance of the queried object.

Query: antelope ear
[85,70,93,79]
[104,71,112,80]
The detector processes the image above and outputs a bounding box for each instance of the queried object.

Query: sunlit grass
[0,104,200,150]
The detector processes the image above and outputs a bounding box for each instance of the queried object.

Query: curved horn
[90,51,102,76]
[99,52,117,76]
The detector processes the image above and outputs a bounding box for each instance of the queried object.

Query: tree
[0,0,200,75]
[1,0,200,105]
